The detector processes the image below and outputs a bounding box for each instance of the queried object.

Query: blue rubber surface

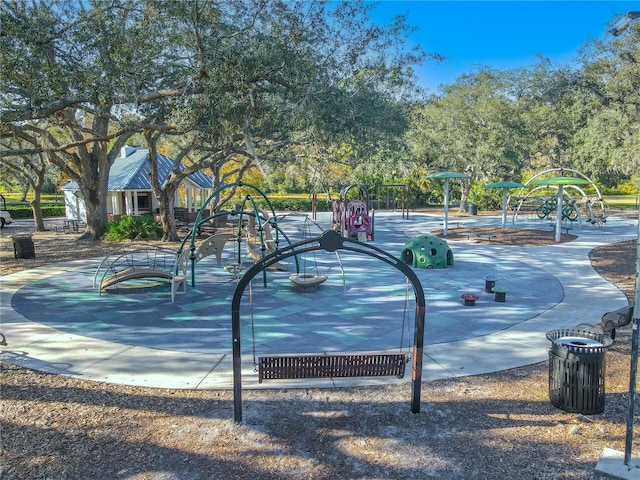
[11,213,562,355]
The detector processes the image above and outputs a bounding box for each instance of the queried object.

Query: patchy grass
[603,194,639,211]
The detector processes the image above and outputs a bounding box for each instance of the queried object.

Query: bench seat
[258,353,408,383]
[100,267,174,290]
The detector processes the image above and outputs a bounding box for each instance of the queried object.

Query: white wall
[63,190,86,221]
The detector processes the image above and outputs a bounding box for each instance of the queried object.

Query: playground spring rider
[332,185,373,241]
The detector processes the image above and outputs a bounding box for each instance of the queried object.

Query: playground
[1,207,638,479]
[1,208,635,391]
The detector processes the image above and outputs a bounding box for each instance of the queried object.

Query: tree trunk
[24,153,47,232]
[158,191,180,242]
[81,185,108,239]
[20,182,30,203]
[30,190,46,232]
[144,133,180,242]
[77,149,110,240]
[459,180,471,213]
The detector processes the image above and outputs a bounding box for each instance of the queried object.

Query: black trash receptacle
[546,329,612,415]
[12,234,35,259]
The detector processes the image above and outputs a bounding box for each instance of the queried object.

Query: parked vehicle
[0,194,13,228]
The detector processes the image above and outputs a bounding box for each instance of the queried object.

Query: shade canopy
[532,175,589,242]
[532,176,590,186]
[484,181,525,189]
[426,171,470,180]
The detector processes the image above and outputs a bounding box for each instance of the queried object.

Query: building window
[138,193,150,212]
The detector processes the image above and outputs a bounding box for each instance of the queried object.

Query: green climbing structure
[401,234,454,269]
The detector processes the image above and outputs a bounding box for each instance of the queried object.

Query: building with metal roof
[61,146,212,221]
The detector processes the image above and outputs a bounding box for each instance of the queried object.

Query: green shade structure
[532,176,590,242]
[426,171,471,180]
[484,181,525,228]
[426,171,470,236]
[532,176,590,187]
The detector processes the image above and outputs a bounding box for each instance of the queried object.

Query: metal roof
[62,147,212,191]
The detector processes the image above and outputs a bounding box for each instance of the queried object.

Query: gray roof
[62,147,212,191]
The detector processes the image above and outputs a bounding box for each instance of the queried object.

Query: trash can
[546,329,612,414]
[469,203,478,215]
[12,234,35,259]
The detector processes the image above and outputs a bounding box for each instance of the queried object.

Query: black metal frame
[231,229,426,423]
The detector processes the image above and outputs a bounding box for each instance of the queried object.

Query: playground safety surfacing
[0,212,636,389]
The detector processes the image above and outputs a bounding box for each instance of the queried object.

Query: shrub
[249,198,333,212]
[104,215,162,241]
[3,204,65,219]
[607,178,640,195]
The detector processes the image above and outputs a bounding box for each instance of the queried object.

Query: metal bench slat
[258,353,408,383]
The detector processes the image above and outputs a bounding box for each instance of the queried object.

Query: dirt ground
[0,215,638,479]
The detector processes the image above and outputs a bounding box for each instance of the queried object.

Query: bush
[104,215,162,241]
[249,198,333,212]
[603,178,640,195]
[4,204,65,219]
[473,189,503,211]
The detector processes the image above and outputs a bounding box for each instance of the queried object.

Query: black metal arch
[231,229,426,423]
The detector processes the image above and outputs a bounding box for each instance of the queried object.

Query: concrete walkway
[0,211,636,390]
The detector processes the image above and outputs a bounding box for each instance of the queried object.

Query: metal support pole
[411,305,425,413]
[624,203,640,465]
[443,179,450,236]
[624,317,639,465]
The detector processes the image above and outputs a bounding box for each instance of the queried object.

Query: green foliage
[600,178,640,195]
[250,197,333,212]
[470,184,503,211]
[572,24,640,184]
[410,69,532,182]
[2,200,65,219]
[1,0,426,239]
[8,206,66,219]
[42,179,57,194]
[104,215,163,241]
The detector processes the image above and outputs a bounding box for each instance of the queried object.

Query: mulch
[431,226,577,245]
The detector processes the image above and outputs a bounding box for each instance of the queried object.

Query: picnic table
[549,224,573,235]
[463,232,497,242]
[63,219,84,233]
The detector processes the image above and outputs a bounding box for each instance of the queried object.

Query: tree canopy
[1,0,426,238]
[1,1,637,230]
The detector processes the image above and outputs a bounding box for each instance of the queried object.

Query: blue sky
[367,1,638,91]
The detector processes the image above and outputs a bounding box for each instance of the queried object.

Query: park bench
[600,305,634,340]
[463,233,496,242]
[477,234,496,242]
[95,246,188,302]
[440,221,462,230]
[575,305,634,340]
[549,224,573,235]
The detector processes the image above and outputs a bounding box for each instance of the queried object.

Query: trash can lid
[556,336,604,348]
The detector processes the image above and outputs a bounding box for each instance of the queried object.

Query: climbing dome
[401,234,454,269]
